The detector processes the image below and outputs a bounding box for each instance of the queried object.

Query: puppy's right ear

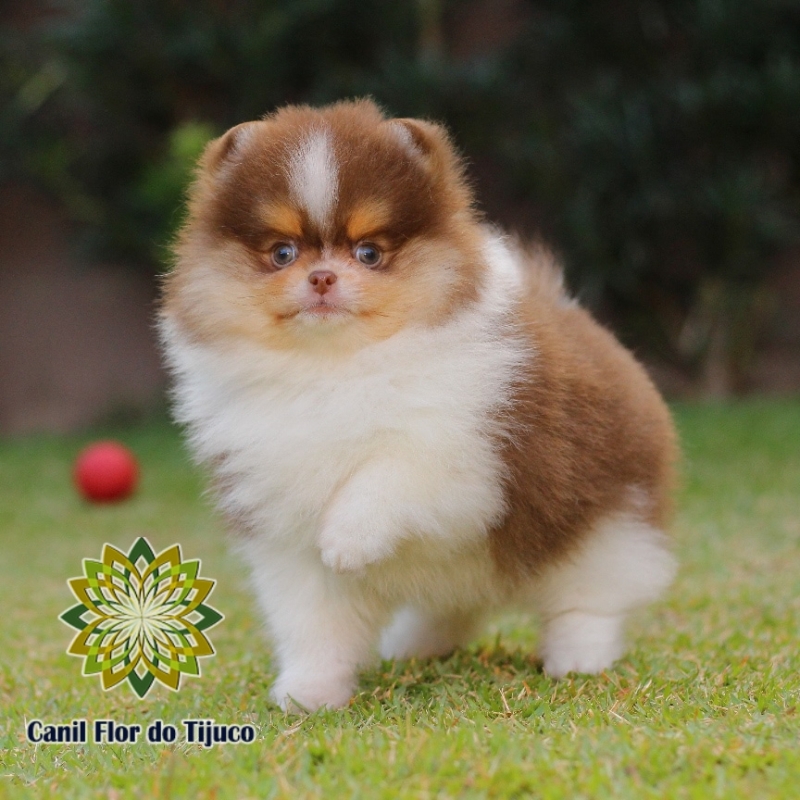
[201,121,261,172]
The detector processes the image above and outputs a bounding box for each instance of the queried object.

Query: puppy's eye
[271,243,298,268]
[355,243,382,268]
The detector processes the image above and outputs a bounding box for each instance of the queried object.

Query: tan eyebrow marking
[346,202,392,242]
[261,203,304,238]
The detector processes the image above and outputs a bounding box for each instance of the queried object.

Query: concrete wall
[0,185,164,435]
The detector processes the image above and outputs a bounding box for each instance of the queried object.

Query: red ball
[74,441,139,503]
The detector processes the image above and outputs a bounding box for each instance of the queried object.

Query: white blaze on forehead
[287,129,339,230]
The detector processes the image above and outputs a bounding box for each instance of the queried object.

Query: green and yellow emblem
[60,537,223,698]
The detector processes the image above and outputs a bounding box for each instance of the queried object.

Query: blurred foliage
[2,0,800,388]
[496,0,800,385]
[131,121,216,263]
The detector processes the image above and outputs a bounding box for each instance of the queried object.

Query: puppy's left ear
[388,117,461,176]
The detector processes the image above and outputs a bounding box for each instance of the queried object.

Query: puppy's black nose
[308,270,337,295]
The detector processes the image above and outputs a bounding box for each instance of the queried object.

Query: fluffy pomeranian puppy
[160,99,677,712]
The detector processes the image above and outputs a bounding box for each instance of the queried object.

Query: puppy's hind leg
[534,513,676,678]
[379,607,482,661]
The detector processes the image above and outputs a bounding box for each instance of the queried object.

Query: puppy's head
[163,100,485,352]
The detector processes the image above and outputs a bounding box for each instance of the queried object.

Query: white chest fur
[162,239,528,606]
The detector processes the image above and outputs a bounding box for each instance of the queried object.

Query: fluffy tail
[511,239,572,306]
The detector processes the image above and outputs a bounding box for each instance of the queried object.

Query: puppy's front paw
[318,518,394,574]
[319,534,388,574]
[270,672,355,713]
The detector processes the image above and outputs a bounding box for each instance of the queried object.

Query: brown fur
[163,99,677,584]
[491,245,677,578]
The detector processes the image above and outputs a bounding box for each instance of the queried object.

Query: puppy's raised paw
[318,514,395,574]
[318,531,387,574]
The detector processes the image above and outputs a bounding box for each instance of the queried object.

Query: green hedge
[3,0,800,387]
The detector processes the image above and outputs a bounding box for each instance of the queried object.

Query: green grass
[2,400,799,799]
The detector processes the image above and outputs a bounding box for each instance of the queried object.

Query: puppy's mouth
[283,300,352,320]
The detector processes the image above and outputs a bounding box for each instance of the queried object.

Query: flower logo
[60,537,223,698]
